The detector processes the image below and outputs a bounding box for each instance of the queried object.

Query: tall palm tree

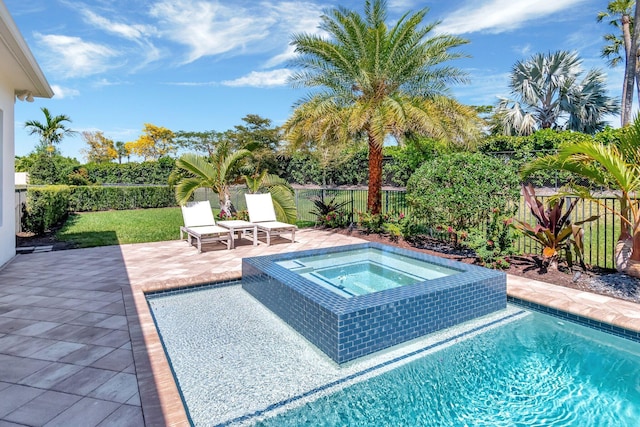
[496,51,620,136]
[597,0,635,124]
[243,170,297,224]
[284,0,480,215]
[521,117,640,278]
[172,146,251,217]
[24,107,76,156]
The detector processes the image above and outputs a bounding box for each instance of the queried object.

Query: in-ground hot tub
[242,242,506,364]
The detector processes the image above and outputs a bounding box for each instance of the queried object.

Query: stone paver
[0,229,638,426]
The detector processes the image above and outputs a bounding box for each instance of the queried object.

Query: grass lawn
[56,207,316,248]
[56,207,184,248]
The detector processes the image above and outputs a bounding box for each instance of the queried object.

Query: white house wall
[0,78,15,267]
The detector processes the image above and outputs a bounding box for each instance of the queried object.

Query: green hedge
[81,157,176,184]
[68,186,177,211]
[22,186,71,234]
[22,185,177,234]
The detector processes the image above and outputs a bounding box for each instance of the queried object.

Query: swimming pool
[147,283,640,426]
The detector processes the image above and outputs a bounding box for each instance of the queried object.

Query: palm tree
[521,117,640,278]
[172,145,251,217]
[284,0,480,215]
[24,107,76,156]
[243,170,297,224]
[495,51,620,135]
[597,0,635,125]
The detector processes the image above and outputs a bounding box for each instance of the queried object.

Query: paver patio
[0,229,638,425]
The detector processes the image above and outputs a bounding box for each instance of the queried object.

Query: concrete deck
[0,229,638,426]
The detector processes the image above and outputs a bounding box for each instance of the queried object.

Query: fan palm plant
[496,51,620,135]
[521,117,640,277]
[284,0,481,215]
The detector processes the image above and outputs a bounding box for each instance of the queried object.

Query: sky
[5,0,624,161]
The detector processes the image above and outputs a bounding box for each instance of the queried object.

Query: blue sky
[6,0,622,161]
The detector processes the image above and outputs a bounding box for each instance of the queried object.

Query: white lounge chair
[180,201,232,252]
[245,193,297,246]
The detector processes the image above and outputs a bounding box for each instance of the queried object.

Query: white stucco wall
[0,78,16,267]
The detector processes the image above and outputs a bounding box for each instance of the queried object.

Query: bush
[22,185,71,234]
[81,157,176,184]
[464,208,517,269]
[68,186,177,211]
[28,153,81,185]
[406,153,520,231]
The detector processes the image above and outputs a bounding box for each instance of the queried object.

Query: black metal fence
[283,188,619,270]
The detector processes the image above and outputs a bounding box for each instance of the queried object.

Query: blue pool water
[255,311,640,426]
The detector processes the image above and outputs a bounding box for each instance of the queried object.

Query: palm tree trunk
[625,230,640,277]
[622,4,640,125]
[622,14,631,125]
[367,135,383,215]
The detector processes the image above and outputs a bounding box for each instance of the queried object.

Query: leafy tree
[28,153,81,184]
[81,131,117,163]
[174,130,225,157]
[24,107,76,156]
[284,0,481,215]
[495,51,620,135]
[597,0,636,124]
[128,123,176,160]
[229,115,282,175]
[522,116,640,278]
[172,143,252,217]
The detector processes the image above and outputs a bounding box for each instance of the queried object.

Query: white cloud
[222,69,293,87]
[74,4,161,69]
[150,0,272,63]
[261,1,324,67]
[451,69,511,106]
[35,33,120,78]
[51,85,80,99]
[439,0,588,35]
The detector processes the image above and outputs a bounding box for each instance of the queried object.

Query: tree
[284,0,480,215]
[81,131,117,163]
[597,0,635,125]
[172,143,252,217]
[521,116,640,278]
[115,141,129,164]
[24,107,76,156]
[174,130,225,157]
[495,51,620,136]
[127,123,176,160]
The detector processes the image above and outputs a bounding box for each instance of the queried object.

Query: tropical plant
[309,195,350,228]
[242,169,297,224]
[24,107,76,156]
[521,116,640,277]
[284,0,481,215]
[597,0,636,124]
[511,185,598,271]
[495,50,620,135]
[171,145,251,216]
[465,207,517,270]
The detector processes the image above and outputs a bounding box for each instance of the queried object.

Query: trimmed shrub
[68,186,177,211]
[22,185,71,234]
[406,153,520,231]
[81,157,176,184]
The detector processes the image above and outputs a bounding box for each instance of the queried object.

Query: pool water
[276,247,459,298]
[255,311,640,426]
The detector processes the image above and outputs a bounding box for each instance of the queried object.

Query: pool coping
[131,270,640,426]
